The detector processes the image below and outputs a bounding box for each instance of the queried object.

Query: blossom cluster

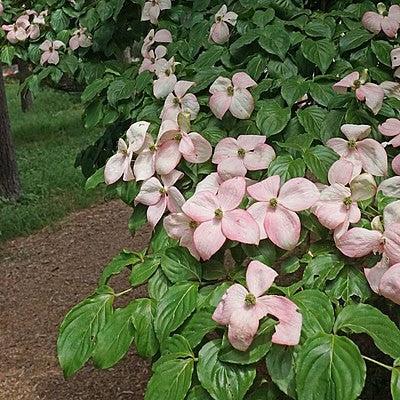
[101,2,400,352]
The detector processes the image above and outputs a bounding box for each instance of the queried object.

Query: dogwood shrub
[4,0,400,398]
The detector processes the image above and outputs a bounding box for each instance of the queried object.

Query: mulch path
[0,201,151,400]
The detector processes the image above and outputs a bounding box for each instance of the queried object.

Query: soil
[0,201,151,400]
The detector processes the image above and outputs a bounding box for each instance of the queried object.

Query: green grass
[0,81,102,241]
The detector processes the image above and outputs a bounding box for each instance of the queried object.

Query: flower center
[348,139,357,149]
[269,198,278,208]
[343,196,353,206]
[173,97,180,106]
[174,134,182,141]
[227,86,234,96]
[149,144,157,152]
[216,16,223,22]
[166,69,171,76]
[245,293,257,306]
[352,80,361,90]
[189,220,198,229]
[159,187,167,195]
[214,208,223,219]
[237,148,246,159]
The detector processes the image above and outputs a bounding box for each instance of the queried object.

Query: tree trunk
[0,64,21,201]
[17,60,33,113]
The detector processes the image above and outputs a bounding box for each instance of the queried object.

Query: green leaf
[230,32,259,54]
[148,269,170,301]
[303,145,338,184]
[296,333,366,400]
[301,39,336,74]
[252,9,275,27]
[256,100,291,137]
[162,334,193,356]
[130,256,160,287]
[155,282,198,343]
[303,253,345,290]
[85,167,105,190]
[132,298,159,358]
[93,302,136,369]
[116,180,140,204]
[292,290,334,339]
[320,110,345,142]
[194,46,226,69]
[298,106,327,138]
[326,266,370,303]
[281,77,308,107]
[308,82,337,108]
[334,304,400,359]
[259,25,291,60]
[247,55,268,80]
[340,29,373,52]
[265,345,297,398]
[50,9,70,31]
[197,340,256,400]
[161,247,202,283]
[57,286,114,378]
[219,319,276,365]
[100,250,139,286]
[246,382,281,399]
[187,386,213,399]
[268,155,306,182]
[0,45,15,66]
[145,354,194,400]
[128,204,147,234]
[304,20,333,39]
[84,101,103,129]
[107,79,135,106]
[180,309,218,348]
[81,79,110,103]
[392,359,400,399]
[371,40,392,67]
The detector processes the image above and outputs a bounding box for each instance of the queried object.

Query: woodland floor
[0,200,151,400]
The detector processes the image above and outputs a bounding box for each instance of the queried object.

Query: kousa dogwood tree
[6,0,400,399]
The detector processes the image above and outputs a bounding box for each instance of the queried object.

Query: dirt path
[0,201,151,400]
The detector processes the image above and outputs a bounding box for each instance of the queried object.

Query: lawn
[0,82,102,241]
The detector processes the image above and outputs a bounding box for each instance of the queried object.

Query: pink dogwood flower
[69,27,92,50]
[362,3,400,38]
[156,113,212,175]
[247,176,320,250]
[212,135,276,179]
[104,121,151,185]
[312,173,376,239]
[164,212,200,259]
[365,257,400,305]
[182,177,259,260]
[160,81,200,122]
[135,170,185,228]
[141,0,171,25]
[336,200,400,265]
[379,118,400,148]
[209,72,257,120]
[153,57,177,99]
[40,40,64,65]
[327,124,388,177]
[141,29,172,58]
[332,71,384,114]
[212,260,302,351]
[209,4,238,44]
[393,154,400,175]
[139,45,167,73]
[195,172,223,195]
[2,15,30,44]
[391,47,400,78]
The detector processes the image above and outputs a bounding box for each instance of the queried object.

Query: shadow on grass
[0,82,103,241]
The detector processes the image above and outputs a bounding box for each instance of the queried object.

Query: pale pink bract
[332,71,384,114]
[209,72,257,120]
[212,260,302,351]
[141,29,172,58]
[182,177,259,260]
[362,4,400,38]
[39,40,64,65]
[209,4,238,45]
[135,170,185,228]
[379,118,400,148]
[212,135,276,179]
[141,0,172,25]
[69,27,92,50]
[139,45,167,74]
[327,124,388,177]
[153,57,177,99]
[247,176,320,250]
